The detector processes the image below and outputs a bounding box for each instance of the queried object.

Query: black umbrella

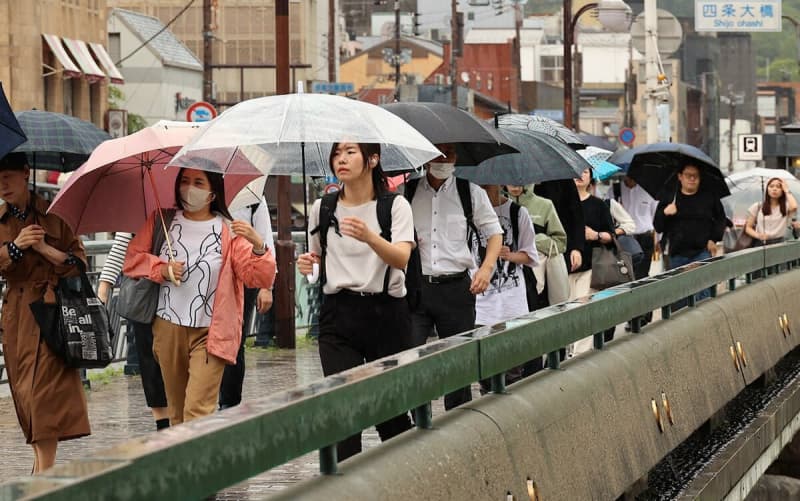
[0,83,27,158]
[380,102,518,166]
[578,133,616,151]
[455,128,588,185]
[621,142,729,200]
[13,110,110,172]
[495,113,586,149]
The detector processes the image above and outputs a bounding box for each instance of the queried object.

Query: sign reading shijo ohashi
[695,1,782,32]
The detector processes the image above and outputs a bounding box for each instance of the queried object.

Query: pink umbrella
[48,124,261,236]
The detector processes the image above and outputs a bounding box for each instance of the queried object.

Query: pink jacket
[123,211,276,364]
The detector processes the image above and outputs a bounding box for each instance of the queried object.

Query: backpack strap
[376,192,399,295]
[456,178,480,244]
[510,201,520,251]
[404,177,420,203]
[613,182,622,202]
[309,192,341,287]
[150,208,177,256]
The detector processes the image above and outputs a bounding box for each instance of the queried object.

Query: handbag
[116,209,176,323]
[30,261,114,369]
[532,239,570,305]
[590,237,636,290]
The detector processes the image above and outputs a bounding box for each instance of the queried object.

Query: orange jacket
[123,210,276,364]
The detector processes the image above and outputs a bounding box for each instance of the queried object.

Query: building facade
[0,0,121,127]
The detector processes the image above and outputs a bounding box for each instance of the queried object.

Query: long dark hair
[328,142,389,198]
[762,177,787,217]
[174,164,233,220]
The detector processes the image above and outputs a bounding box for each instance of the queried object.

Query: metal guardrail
[2,243,800,500]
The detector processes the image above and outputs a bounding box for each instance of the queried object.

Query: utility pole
[728,88,736,173]
[563,0,573,129]
[450,0,458,107]
[394,1,401,96]
[644,0,658,143]
[328,0,336,82]
[202,0,213,103]
[513,0,523,112]
[274,0,296,349]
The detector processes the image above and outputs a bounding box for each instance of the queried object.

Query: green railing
[2,243,800,501]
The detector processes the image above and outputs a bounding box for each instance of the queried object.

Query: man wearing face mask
[403,143,502,410]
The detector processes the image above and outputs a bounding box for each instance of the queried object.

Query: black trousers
[219,287,258,408]
[411,275,475,410]
[132,320,168,409]
[318,292,414,462]
[633,232,655,280]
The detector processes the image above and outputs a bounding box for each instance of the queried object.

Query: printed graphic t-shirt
[156,212,224,327]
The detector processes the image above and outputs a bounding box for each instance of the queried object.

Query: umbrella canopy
[454,128,589,186]
[0,83,27,158]
[495,113,585,149]
[727,168,796,190]
[13,110,110,171]
[614,142,729,200]
[228,176,267,212]
[380,102,517,166]
[578,133,616,151]
[49,124,260,235]
[169,93,441,176]
[577,146,620,181]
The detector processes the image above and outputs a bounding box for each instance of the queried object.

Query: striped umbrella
[495,113,586,149]
[13,110,110,171]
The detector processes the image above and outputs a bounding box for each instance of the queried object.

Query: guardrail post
[490,373,506,394]
[709,286,717,298]
[630,316,642,333]
[687,294,696,307]
[661,304,671,320]
[413,403,432,430]
[593,333,605,350]
[746,272,753,284]
[728,278,736,291]
[547,350,561,370]
[319,445,338,475]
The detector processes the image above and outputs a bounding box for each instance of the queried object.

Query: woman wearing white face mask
[124,166,276,425]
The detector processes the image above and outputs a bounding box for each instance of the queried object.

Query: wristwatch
[252,241,267,255]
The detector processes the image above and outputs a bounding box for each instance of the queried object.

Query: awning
[88,43,124,84]
[41,34,81,78]
[62,38,106,83]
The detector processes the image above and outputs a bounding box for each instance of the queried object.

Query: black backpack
[310,191,423,310]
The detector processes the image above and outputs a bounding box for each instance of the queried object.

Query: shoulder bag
[590,237,636,290]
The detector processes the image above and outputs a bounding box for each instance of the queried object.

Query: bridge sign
[311,82,355,94]
[186,101,217,122]
[695,1,782,32]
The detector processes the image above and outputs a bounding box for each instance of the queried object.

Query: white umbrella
[168,93,442,176]
[228,176,266,213]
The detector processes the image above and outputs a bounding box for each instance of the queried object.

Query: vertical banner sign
[695,1,782,32]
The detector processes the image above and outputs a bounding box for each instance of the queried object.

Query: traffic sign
[738,134,763,161]
[619,127,636,146]
[323,183,340,194]
[186,101,217,122]
[311,82,355,94]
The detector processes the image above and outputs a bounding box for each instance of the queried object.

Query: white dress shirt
[411,176,503,276]
[231,196,275,252]
[610,183,658,234]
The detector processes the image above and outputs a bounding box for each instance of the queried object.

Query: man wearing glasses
[653,164,726,303]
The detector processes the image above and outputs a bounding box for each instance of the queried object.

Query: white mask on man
[180,185,213,212]
[428,162,455,180]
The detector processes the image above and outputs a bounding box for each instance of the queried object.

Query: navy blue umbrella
[609,142,728,200]
[13,110,110,171]
[0,83,27,159]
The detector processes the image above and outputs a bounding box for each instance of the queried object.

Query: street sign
[323,183,340,194]
[311,82,355,94]
[738,134,764,161]
[695,1,782,32]
[619,127,636,146]
[186,101,217,122]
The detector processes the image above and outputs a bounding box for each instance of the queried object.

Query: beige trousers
[152,316,226,425]
[568,270,597,357]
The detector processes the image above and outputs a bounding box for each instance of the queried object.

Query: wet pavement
[0,339,465,498]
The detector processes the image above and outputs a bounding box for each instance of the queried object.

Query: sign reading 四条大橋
[695,0,782,32]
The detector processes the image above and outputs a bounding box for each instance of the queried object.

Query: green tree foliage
[107,85,148,134]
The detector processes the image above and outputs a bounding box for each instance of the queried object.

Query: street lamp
[563,0,632,130]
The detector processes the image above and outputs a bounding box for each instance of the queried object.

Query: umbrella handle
[167,261,181,286]
[145,167,181,286]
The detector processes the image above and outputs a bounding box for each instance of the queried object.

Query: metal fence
[3,243,799,500]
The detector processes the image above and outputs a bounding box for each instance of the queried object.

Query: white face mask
[428,162,455,180]
[180,185,213,212]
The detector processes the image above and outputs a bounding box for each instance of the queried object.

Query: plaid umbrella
[13,110,110,171]
[0,83,26,158]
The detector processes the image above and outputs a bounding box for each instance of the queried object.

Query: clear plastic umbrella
[169,93,441,176]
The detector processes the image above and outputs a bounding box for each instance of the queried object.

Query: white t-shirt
[748,202,791,240]
[156,212,224,327]
[308,195,415,297]
[473,200,539,327]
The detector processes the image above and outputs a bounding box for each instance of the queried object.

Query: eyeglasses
[680,173,700,180]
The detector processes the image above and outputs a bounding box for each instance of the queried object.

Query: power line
[115,0,197,66]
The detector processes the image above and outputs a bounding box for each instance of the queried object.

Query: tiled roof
[112,8,203,71]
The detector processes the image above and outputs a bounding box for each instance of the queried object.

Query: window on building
[108,33,121,65]
[541,55,563,83]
